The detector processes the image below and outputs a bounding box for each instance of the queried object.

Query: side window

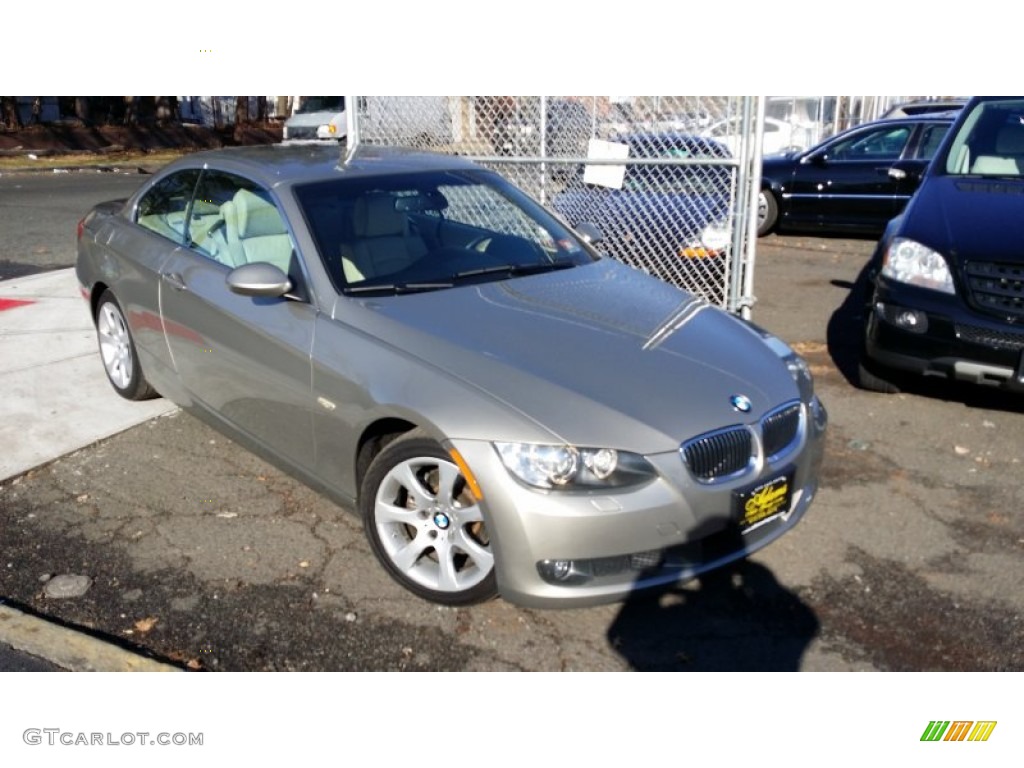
[916,124,950,160]
[189,171,294,274]
[830,126,912,161]
[136,170,200,242]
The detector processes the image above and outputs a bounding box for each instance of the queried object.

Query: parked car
[282,97,346,142]
[489,97,592,160]
[703,116,807,156]
[551,133,734,289]
[859,96,1024,395]
[76,144,826,608]
[758,112,957,237]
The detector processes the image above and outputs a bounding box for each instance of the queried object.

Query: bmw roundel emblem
[433,512,451,530]
[730,394,752,413]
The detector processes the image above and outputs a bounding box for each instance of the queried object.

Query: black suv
[859,96,1024,394]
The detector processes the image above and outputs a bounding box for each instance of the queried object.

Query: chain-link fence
[349,96,763,315]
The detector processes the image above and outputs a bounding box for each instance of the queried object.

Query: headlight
[881,237,955,294]
[494,443,656,490]
[681,221,731,259]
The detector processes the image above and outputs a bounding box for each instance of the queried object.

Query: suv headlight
[494,443,656,490]
[881,237,955,294]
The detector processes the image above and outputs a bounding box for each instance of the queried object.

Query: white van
[283,97,346,142]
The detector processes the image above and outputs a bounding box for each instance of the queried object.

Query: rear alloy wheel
[757,190,778,237]
[95,290,157,401]
[361,432,497,605]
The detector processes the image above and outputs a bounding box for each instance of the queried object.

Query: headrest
[995,123,1024,154]
[354,193,405,238]
[234,188,287,238]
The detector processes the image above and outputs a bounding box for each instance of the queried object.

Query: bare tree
[235,97,250,125]
[2,97,23,128]
[155,97,179,123]
[74,97,91,123]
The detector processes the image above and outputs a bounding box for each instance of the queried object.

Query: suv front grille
[682,426,752,482]
[964,262,1024,321]
[955,323,1024,351]
[762,401,802,458]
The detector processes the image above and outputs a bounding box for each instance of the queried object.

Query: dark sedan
[758,113,956,237]
[551,133,734,298]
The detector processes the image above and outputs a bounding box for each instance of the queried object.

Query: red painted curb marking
[0,298,36,312]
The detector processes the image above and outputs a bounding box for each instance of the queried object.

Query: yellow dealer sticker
[735,472,792,531]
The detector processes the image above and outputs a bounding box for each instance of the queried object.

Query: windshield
[294,169,596,294]
[944,98,1024,177]
[296,97,344,114]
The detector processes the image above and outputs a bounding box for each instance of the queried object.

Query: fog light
[876,302,928,334]
[551,560,572,580]
[538,559,589,585]
[896,309,925,330]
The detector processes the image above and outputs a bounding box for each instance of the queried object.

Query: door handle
[887,167,907,181]
[161,272,187,291]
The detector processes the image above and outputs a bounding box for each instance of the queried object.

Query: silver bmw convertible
[76,144,826,608]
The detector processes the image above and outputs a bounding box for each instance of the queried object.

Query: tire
[856,357,902,394]
[360,431,497,605]
[94,290,158,401]
[757,190,778,237]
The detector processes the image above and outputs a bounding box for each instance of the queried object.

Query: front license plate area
[733,470,794,532]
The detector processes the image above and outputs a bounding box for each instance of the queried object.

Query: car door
[94,169,201,383]
[158,169,317,470]
[785,123,914,233]
[887,120,951,207]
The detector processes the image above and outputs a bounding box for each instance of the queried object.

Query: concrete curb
[0,604,181,672]
[0,165,154,176]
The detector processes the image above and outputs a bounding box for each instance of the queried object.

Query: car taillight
[77,217,85,240]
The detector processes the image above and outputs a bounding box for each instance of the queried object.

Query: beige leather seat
[223,189,294,272]
[971,123,1024,175]
[348,192,428,279]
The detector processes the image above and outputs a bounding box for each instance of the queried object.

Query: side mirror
[226,262,292,297]
[575,221,603,244]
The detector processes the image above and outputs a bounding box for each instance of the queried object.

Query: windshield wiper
[452,261,577,281]
[343,281,453,296]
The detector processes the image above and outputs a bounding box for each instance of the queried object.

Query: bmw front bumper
[449,396,827,608]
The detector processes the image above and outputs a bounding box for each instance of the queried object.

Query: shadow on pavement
[607,529,819,671]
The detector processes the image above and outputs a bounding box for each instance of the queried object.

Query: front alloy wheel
[361,432,497,605]
[757,190,778,237]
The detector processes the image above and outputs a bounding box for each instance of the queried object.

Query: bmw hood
[342,260,799,452]
[904,176,1024,264]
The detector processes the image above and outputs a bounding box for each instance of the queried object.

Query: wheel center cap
[432,512,451,530]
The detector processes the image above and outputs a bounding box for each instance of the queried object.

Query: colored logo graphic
[921,721,997,742]
[743,475,790,526]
